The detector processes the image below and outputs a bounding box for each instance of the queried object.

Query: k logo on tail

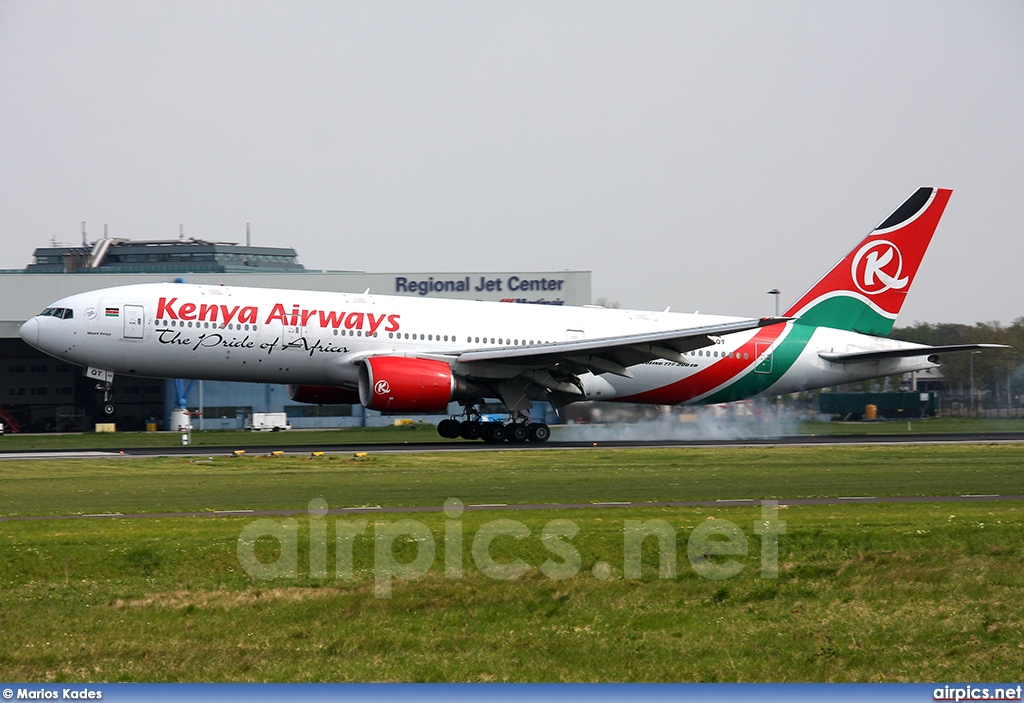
[851,240,908,295]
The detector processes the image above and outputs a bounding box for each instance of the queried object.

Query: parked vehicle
[246,412,292,432]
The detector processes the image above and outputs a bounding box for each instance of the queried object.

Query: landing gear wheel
[507,423,529,443]
[101,402,116,418]
[459,420,483,441]
[481,423,507,444]
[437,418,461,439]
[528,423,551,443]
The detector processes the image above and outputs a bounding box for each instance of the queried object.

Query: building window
[202,406,251,419]
[286,405,353,418]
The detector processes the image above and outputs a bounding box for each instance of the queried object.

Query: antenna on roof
[103,224,108,240]
[81,221,87,247]
[246,222,251,247]
[179,224,184,241]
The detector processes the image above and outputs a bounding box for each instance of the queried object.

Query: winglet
[758,316,795,327]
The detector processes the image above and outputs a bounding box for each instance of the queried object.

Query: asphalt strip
[3,494,1023,522]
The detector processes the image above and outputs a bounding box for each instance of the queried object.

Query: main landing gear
[436,409,550,444]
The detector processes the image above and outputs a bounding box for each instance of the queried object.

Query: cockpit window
[38,307,72,319]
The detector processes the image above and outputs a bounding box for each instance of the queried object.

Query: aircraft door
[280,319,309,350]
[754,342,773,374]
[124,305,145,339]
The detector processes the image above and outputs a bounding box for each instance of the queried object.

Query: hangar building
[0,236,590,432]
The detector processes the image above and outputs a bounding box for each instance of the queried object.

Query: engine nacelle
[286,385,361,405]
[358,357,455,413]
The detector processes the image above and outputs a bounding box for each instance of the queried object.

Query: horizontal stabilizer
[819,343,1008,364]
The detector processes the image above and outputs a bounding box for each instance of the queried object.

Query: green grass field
[1,444,1022,517]
[2,444,1023,682]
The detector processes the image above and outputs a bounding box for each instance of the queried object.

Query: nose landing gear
[87,367,117,418]
[97,381,116,417]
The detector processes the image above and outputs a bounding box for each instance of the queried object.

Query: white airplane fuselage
[24,188,989,437]
[20,281,937,407]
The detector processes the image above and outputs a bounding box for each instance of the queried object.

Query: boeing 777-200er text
[20,188,1005,443]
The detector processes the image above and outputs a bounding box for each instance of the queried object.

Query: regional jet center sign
[391,272,590,306]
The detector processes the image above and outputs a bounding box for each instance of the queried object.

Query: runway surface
[2,493,1022,522]
[2,430,1024,461]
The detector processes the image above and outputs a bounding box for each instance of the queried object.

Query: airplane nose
[19,317,39,347]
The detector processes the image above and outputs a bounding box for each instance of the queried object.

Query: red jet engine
[358,357,455,413]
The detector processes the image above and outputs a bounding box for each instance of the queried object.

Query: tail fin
[784,187,952,337]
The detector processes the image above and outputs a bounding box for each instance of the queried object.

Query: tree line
[893,318,1023,407]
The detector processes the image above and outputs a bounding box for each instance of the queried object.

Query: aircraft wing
[456,317,790,371]
[445,316,790,409]
[818,343,1008,363]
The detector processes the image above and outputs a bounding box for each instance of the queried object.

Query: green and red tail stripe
[620,323,791,405]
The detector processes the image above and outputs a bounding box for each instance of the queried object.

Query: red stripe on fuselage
[618,324,788,405]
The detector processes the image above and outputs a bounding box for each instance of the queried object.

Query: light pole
[767,289,780,317]
[969,350,981,417]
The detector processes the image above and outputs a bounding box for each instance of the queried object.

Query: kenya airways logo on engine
[374,380,391,395]
[850,240,908,296]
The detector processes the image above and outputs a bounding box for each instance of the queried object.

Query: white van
[246,412,292,432]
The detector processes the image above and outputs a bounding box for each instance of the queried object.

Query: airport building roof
[23,237,305,274]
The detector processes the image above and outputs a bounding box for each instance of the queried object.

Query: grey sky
[2,0,1022,325]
